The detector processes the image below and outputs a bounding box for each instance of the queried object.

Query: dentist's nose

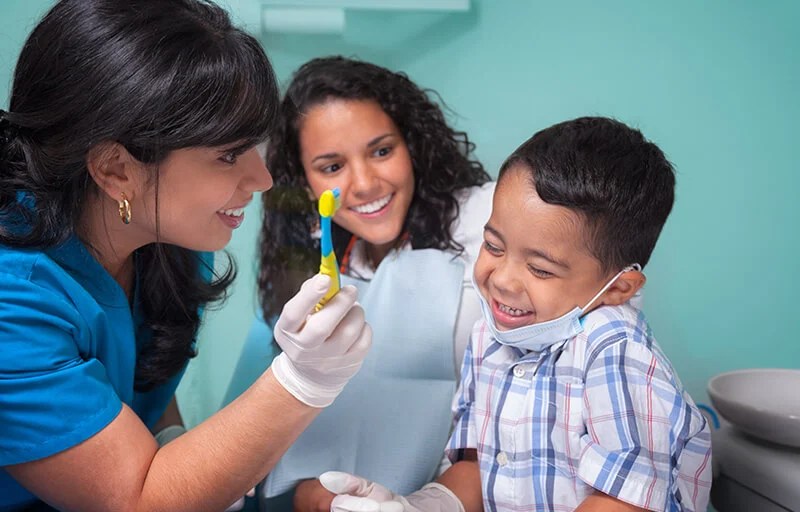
[242,147,273,193]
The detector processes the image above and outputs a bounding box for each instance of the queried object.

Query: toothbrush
[315,188,341,312]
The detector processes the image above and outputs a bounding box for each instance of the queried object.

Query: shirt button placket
[496,451,509,466]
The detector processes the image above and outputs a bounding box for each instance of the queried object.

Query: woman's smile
[348,193,394,217]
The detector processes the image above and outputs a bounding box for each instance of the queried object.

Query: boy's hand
[320,472,465,512]
[293,478,336,512]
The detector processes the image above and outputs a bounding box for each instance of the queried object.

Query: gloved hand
[320,472,465,512]
[153,426,254,512]
[271,274,372,408]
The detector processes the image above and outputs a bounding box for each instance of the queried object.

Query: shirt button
[513,366,526,378]
[496,451,509,466]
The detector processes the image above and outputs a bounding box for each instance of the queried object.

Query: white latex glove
[271,274,372,408]
[320,472,465,512]
[153,426,254,512]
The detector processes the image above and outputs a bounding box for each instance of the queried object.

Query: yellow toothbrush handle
[315,253,341,312]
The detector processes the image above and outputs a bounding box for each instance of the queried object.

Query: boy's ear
[601,269,646,307]
[86,142,143,202]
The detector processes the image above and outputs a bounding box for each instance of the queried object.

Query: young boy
[321,117,712,512]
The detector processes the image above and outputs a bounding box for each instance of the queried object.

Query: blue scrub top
[0,231,211,511]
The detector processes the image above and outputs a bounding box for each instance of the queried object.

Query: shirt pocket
[523,376,586,478]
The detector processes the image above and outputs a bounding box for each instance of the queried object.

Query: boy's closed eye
[482,240,503,255]
[528,265,553,279]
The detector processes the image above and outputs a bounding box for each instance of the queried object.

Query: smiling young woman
[222,56,494,511]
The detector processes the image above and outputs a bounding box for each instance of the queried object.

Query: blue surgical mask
[475,264,641,353]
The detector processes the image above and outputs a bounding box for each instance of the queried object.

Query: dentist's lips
[217,205,247,229]
[491,299,534,330]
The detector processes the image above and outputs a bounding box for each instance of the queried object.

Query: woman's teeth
[218,207,244,217]
[351,194,392,214]
[498,303,531,317]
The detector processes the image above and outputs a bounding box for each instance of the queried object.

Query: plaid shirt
[446,303,712,511]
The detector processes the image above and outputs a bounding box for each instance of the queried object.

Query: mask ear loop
[580,263,642,312]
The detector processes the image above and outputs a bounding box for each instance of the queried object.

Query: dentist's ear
[600,267,646,307]
[86,141,145,202]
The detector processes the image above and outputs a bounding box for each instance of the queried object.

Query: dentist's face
[133,145,272,252]
[299,99,415,258]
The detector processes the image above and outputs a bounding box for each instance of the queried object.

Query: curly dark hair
[258,56,490,322]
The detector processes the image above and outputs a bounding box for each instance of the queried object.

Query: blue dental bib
[264,248,464,498]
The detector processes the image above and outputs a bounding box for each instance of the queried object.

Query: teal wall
[3,1,799,431]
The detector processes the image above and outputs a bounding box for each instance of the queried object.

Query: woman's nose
[348,160,380,197]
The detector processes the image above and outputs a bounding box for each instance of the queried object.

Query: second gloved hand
[271,274,372,408]
[320,472,465,512]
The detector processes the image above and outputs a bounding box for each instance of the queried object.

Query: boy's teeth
[498,303,530,316]
[219,208,244,217]
[352,194,392,214]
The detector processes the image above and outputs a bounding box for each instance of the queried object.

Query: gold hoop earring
[118,193,132,225]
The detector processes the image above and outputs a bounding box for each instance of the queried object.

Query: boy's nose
[491,260,524,295]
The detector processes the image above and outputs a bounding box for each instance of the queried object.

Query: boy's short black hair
[499,117,675,274]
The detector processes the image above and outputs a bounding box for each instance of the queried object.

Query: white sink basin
[708,368,800,447]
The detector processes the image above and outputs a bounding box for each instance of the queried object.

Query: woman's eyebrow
[311,151,340,163]
[366,133,393,148]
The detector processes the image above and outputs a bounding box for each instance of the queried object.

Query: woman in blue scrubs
[228,57,494,511]
[0,2,371,511]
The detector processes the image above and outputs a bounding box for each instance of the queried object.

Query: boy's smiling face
[474,166,616,331]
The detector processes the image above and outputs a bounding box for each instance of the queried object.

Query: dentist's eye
[219,152,238,165]
[219,146,249,165]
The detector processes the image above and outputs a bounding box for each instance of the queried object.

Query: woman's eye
[529,266,553,278]
[321,163,342,174]
[373,146,392,158]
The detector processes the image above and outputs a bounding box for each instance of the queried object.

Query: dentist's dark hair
[0,0,279,390]
[499,116,675,275]
[258,56,490,323]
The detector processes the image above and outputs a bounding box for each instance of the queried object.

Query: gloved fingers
[319,471,393,501]
[299,285,359,343]
[320,471,367,495]
[277,274,331,333]
[330,494,382,512]
[324,324,372,376]
[246,487,255,498]
[380,502,405,512]
[278,287,360,357]
[308,304,367,359]
[345,322,372,357]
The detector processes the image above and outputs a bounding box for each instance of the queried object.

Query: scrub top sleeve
[0,275,122,466]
